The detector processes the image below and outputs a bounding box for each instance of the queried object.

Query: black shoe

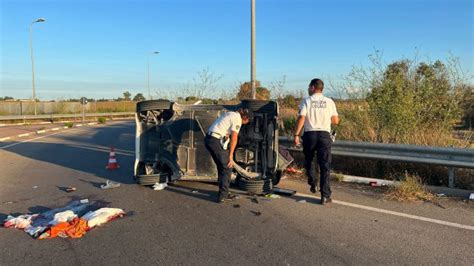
[217,194,240,203]
[320,197,332,205]
[310,185,317,194]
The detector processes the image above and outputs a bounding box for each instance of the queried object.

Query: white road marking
[51,127,60,131]
[0,137,11,141]
[76,124,83,127]
[295,192,474,231]
[0,131,64,149]
[36,130,46,134]
[18,133,30,137]
[0,122,126,149]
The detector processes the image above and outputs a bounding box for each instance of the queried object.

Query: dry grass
[385,174,435,202]
[332,173,345,182]
[92,101,135,112]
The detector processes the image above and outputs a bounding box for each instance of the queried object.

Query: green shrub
[98,117,107,124]
[64,122,74,128]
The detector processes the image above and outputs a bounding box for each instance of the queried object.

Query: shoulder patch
[236,125,240,130]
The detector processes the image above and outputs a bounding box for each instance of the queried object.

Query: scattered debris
[100,180,121,190]
[39,217,88,239]
[286,167,303,174]
[32,186,39,189]
[273,187,296,196]
[265,194,281,199]
[152,183,168,191]
[191,190,199,194]
[49,210,77,226]
[436,193,447,198]
[3,214,38,229]
[297,199,307,203]
[2,199,125,240]
[369,181,380,187]
[250,211,262,216]
[250,197,259,204]
[3,201,15,205]
[66,186,77,193]
[469,193,474,201]
[373,219,378,222]
[82,208,125,228]
[233,204,241,208]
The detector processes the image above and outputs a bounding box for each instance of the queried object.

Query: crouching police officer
[294,78,339,205]
[205,108,252,203]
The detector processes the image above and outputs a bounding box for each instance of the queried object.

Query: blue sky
[1,0,472,100]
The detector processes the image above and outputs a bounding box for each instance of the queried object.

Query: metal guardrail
[0,112,135,121]
[279,137,474,188]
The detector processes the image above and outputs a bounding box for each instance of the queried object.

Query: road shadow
[78,179,104,189]
[0,122,135,185]
[165,183,218,203]
[290,194,323,205]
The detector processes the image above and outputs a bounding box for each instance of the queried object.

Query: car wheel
[137,100,172,112]
[136,173,169,186]
[241,100,277,116]
[238,178,272,194]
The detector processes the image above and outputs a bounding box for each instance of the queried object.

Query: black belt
[207,132,223,139]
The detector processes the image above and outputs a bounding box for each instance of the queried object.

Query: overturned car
[134,99,292,194]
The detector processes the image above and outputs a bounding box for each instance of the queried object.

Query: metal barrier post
[448,167,455,188]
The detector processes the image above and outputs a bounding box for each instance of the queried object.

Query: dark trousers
[205,135,231,199]
[302,131,332,198]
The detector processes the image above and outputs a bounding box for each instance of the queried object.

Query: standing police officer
[205,108,252,203]
[294,79,339,205]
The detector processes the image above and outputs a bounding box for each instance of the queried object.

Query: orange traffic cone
[106,147,120,170]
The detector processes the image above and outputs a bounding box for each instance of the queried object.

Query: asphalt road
[0,121,473,265]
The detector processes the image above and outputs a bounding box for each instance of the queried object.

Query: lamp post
[147,51,159,100]
[250,0,256,99]
[29,18,45,116]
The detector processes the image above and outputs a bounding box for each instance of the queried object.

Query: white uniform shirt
[208,111,242,136]
[298,93,338,133]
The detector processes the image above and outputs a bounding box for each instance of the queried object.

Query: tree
[236,81,270,100]
[123,91,132,101]
[185,96,199,102]
[269,75,286,99]
[0,96,14,101]
[365,58,462,143]
[281,94,298,109]
[189,67,223,99]
[133,93,146,102]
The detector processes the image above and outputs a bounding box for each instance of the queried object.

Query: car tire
[241,100,277,116]
[137,100,172,112]
[136,173,169,186]
[238,178,272,194]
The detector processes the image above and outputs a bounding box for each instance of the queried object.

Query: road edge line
[294,192,474,231]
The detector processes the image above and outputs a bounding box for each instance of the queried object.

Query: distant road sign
[80,97,88,105]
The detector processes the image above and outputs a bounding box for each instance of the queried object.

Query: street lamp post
[250,0,256,99]
[29,18,45,116]
[147,51,159,100]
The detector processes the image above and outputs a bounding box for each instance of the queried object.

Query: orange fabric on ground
[47,218,88,238]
